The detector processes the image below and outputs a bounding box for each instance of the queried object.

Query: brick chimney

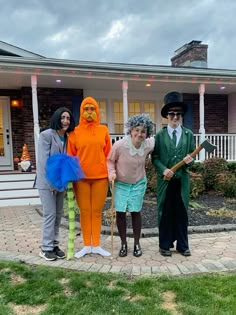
[171,40,208,68]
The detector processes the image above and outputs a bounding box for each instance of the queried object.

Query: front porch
[110,133,236,162]
[1,52,236,170]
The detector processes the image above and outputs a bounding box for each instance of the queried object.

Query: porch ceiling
[1,56,236,94]
[1,72,236,95]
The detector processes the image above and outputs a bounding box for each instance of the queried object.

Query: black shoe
[133,244,142,257]
[178,249,191,257]
[39,250,57,261]
[159,248,172,257]
[119,244,127,257]
[53,246,66,259]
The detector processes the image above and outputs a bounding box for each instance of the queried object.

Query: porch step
[0,171,41,207]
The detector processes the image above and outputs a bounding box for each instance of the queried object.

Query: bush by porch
[146,157,236,198]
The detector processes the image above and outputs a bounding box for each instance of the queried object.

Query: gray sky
[1,0,236,70]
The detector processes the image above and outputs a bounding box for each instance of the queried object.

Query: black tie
[172,130,177,146]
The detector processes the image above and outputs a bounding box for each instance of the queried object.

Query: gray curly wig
[125,114,153,137]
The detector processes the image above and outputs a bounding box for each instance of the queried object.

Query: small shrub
[190,172,205,198]
[203,157,228,190]
[222,175,236,198]
[190,162,205,174]
[215,173,228,193]
[145,157,157,193]
[227,162,236,174]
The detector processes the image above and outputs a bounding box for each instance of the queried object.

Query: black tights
[116,211,141,246]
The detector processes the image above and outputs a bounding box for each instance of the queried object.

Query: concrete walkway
[0,205,236,276]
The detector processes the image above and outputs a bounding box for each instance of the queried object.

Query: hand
[109,174,116,182]
[163,168,174,179]
[183,154,193,165]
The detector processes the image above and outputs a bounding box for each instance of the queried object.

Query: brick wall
[9,87,83,168]
[183,93,228,133]
[228,94,236,132]
[171,44,208,67]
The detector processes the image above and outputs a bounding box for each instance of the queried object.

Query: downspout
[31,75,40,164]
[199,83,205,161]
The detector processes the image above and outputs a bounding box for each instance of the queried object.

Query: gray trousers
[39,189,65,251]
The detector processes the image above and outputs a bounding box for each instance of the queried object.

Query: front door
[0,97,13,170]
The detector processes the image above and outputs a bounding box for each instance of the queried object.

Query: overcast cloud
[1,0,236,70]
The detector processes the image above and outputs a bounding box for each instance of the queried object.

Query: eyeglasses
[167,112,183,118]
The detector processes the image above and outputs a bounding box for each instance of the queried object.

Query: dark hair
[50,107,75,132]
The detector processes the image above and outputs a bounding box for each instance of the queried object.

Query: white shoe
[92,246,111,257]
[74,246,92,258]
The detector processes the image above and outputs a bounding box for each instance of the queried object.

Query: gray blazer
[34,128,67,191]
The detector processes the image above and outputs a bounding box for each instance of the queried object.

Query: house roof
[0,40,45,58]
[0,41,236,94]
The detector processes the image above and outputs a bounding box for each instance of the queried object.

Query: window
[97,101,107,124]
[113,100,156,134]
[114,101,124,133]
[128,102,140,116]
[143,102,155,121]
[143,102,156,133]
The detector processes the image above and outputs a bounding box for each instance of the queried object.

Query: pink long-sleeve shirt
[107,136,155,184]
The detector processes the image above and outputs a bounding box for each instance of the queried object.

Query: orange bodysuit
[67,97,111,253]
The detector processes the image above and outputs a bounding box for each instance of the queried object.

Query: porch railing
[110,133,236,162]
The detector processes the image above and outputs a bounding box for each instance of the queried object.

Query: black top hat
[161,91,187,118]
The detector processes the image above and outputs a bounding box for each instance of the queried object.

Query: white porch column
[199,83,205,161]
[122,80,128,133]
[31,75,40,164]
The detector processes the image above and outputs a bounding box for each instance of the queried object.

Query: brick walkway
[0,205,236,276]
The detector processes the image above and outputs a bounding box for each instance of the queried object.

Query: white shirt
[167,124,182,146]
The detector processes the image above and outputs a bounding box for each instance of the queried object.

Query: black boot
[119,243,128,257]
[133,244,142,257]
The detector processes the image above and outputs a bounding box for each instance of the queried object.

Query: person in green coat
[152,91,195,257]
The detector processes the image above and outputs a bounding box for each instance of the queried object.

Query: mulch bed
[102,192,236,229]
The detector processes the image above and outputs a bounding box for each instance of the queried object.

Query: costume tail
[66,182,77,260]
[46,153,84,191]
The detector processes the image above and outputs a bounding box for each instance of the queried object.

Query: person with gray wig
[125,113,153,137]
[107,114,154,257]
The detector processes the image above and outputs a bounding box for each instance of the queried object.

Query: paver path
[0,205,236,276]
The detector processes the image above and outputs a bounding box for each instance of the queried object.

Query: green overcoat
[152,126,195,225]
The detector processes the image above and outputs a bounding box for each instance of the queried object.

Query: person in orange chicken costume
[67,96,111,258]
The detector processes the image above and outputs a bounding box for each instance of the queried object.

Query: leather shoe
[133,244,142,257]
[178,249,191,257]
[159,248,172,257]
[119,244,127,257]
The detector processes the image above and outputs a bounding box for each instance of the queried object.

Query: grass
[0,260,236,315]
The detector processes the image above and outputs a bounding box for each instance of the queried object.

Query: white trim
[122,80,128,133]
[0,97,13,170]
[1,55,236,80]
[31,75,40,164]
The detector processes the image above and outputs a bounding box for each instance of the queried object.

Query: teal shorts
[114,177,147,212]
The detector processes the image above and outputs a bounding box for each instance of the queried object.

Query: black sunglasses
[168,111,183,118]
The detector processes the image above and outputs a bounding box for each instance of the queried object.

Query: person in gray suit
[34,107,75,261]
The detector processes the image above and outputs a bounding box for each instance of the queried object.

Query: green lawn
[0,260,235,315]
